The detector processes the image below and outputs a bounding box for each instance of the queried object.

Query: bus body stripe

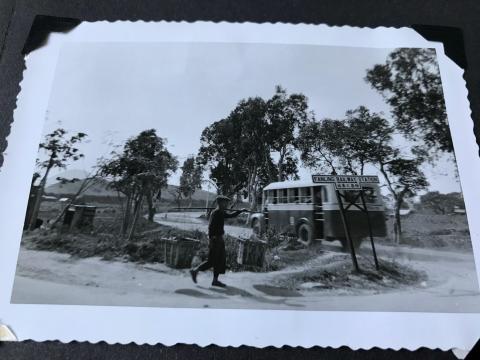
[266,204,384,212]
[267,204,315,211]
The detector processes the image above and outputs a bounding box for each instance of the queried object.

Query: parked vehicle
[249,179,387,250]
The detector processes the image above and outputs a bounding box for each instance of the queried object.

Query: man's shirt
[208,208,242,236]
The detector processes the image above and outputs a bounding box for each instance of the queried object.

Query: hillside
[45,178,118,197]
[45,179,216,202]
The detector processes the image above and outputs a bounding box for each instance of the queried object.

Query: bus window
[299,187,312,203]
[279,188,288,203]
[305,187,312,203]
[289,188,299,203]
[314,186,323,204]
[272,190,278,204]
[321,186,329,203]
[264,190,271,205]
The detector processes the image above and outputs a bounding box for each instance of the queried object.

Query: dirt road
[11,246,480,311]
[10,212,480,312]
[153,211,252,238]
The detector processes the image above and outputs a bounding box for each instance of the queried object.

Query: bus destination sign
[311,174,379,190]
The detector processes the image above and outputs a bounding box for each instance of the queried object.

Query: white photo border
[0,21,479,350]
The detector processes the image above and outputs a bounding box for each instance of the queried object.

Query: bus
[249,179,387,250]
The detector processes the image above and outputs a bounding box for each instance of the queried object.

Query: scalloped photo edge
[0,21,479,351]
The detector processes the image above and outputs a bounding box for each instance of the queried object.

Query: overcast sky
[41,42,460,194]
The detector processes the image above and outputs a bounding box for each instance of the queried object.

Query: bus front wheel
[297,223,313,246]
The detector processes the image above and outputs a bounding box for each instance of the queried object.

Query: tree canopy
[198,87,311,208]
[28,128,87,230]
[266,85,312,180]
[365,48,452,153]
[419,191,464,214]
[297,106,394,175]
[100,129,178,235]
[179,156,203,205]
[297,106,428,243]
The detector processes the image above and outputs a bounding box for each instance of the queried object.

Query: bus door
[313,186,324,240]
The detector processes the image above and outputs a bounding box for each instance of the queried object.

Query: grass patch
[274,254,426,293]
[384,213,472,250]
[22,216,271,272]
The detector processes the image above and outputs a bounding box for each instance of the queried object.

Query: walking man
[190,195,247,287]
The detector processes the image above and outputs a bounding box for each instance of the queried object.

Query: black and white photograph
[7,34,479,313]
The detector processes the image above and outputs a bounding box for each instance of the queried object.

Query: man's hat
[216,195,231,202]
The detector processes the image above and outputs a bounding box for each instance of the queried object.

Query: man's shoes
[190,269,197,284]
[212,280,227,288]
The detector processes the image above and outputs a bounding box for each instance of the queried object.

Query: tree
[198,116,249,199]
[298,106,428,243]
[297,118,348,174]
[168,186,183,208]
[28,128,87,231]
[378,157,428,243]
[199,97,273,210]
[266,85,311,181]
[297,106,393,176]
[179,156,203,206]
[365,48,452,153]
[419,191,464,214]
[199,87,312,209]
[100,130,178,239]
[346,108,428,243]
[343,106,395,175]
[237,98,274,209]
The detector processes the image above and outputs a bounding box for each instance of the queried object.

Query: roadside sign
[311,175,338,183]
[357,175,379,183]
[335,182,361,190]
[312,174,379,190]
[311,174,381,272]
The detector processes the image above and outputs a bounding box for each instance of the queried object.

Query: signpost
[312,174,380,272]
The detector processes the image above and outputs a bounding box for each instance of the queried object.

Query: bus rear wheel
[340,237,363,252]
[297,223,313,246]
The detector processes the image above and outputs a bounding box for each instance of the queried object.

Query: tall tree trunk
[277,152,285,182]
[146,193,155,222]
[248,170,258,211]
[121,193,133,237]
[127,194,144,242]
[28,164,52,231]
[379,164,402,244]
[176,192,182,208]
[144,188,156,222]
[393,198,403,244]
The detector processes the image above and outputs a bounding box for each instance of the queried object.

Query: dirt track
[153,211,253,238]
[10,211,480,312]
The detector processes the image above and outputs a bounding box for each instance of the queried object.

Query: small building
[63,205,97,230]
